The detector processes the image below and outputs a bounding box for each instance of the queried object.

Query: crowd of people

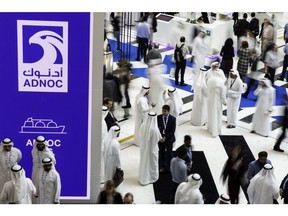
[0,136,61,204]
[99,12,288,205]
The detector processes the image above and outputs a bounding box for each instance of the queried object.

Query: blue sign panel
[0,12,91,198]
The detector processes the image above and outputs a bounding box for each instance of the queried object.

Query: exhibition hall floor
[105,13,288,204]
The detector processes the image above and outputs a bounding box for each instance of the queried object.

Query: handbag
[113,167,124,187]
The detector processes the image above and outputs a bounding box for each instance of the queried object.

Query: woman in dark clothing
[220,38,235,77]
[97,180,123,204]
[221,145,248,204]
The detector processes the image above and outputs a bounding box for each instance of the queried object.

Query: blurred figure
[0,165,36,204]
[0,138,22,198]
[174,173,204,204]
[147,45,167,114]
[271,14,278,44]
[277,42,288,81]
[279,173,288,204]
[247,164,279,204]
[31,135,56,204]
[215,193,230,204]
[273,104,288,152]
[138,112,161,185]
[235,13,250,50]
[251,78,275,137]
[200,12,209,23]
[135,15,150,61]
[134,86,152,146]
[147,12,157,47]
[191,31,208,77]
[103,73,122,105]
[226,69,243,129]
[284,21,288,43]
[221,145,247,204]
[237,40,251,81]
[191,68,208,126]
[110,12,122,52]
[247,151,272,181]
[220,38,235,77]
[249,12,259,38]
[260,18,274,55]
[264,43,279,84]
[36,157,61,204]
[97,180,123,204]
[123,192,134,204]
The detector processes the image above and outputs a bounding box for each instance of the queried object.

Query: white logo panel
[17,20,68,92]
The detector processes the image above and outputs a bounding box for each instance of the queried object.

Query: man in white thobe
[247,164,279,204]
[104,126,122,187]
[206,62,226,83]
[191,68,208,126]
[191,31,208,77]
[226,69,243,128]
[31,135,56,203]
[207,64,227,137]
[101,105,109,183]
[134,86,152,146]
[251,78,275,137]
[36,157,61,204]
[0,138,22,201]
[148,58,168,115]
[138,112,162,185]
[163,87,183,119]
[174,173,204,204]
[0,165,36,204]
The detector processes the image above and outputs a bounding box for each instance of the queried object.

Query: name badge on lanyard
[163,116,168,135]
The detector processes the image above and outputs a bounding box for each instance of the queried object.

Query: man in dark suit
[103,97,120,131]
[157,105,176,172]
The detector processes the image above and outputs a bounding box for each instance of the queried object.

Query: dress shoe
[135,58,140,61]
[273,147,284,152]
[226,125,236,129]
[180,83,187,86]
[116,48,122,52]
[250,130,255,133]
[175,81,179,86]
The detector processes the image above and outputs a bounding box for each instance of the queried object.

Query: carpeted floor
[153,151,219,204]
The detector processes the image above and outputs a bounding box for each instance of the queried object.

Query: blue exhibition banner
[0,12,91,199]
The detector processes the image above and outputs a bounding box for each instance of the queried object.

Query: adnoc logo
[17,20,68,92]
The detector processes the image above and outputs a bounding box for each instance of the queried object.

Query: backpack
[174,44,185,63]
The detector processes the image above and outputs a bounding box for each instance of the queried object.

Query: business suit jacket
[105,111,118,131]
[157,114,176,144]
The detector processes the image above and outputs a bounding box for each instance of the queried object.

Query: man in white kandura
[134,86,152,146]
[191,31,208,77]
[101,105,109,183]
[206,62,226,83]
[31,135,56,203]
[0,138,22,201]
[247,164,279,204]
[104,126,122,187]
[226,69,243,129]
[174,173,204,204]
[0,165,36,204]
[251,78,275,137]
[147,49,168,115]
[138,112,162,185]
[163,87,183,141]
[36,157,61,204]
[207,63,227,137]
[191,68,208,126]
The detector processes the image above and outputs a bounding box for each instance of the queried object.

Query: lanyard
[163,115,168,130]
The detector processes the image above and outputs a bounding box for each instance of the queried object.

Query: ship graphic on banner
[20,117,66,134]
